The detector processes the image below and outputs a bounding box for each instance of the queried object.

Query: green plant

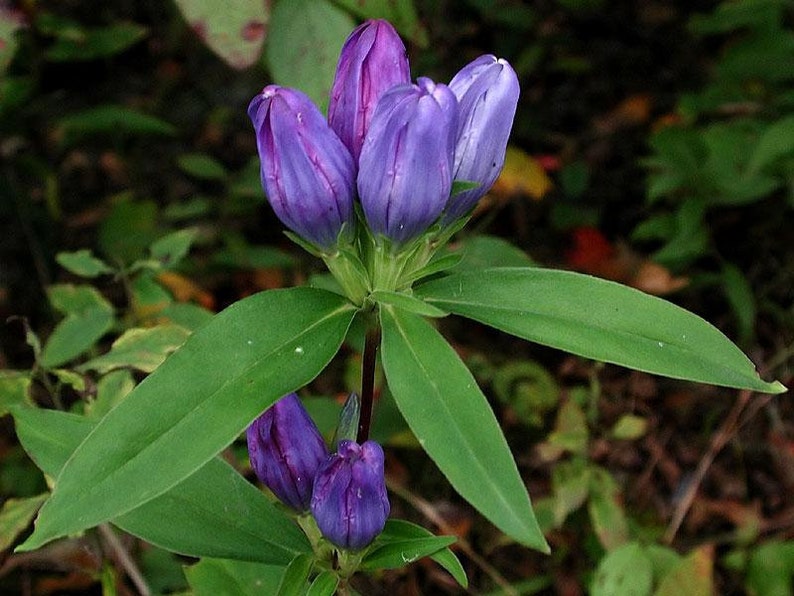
[635,0,794,342]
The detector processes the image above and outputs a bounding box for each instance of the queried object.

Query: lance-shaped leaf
[13,406,309,563]
[20,287,356,550]
[416,268,785,394]
[380,305,548,551]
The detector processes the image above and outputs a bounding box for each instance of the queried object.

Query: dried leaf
[489,146,554,201]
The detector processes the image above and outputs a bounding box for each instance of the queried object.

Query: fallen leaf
[593,93,653,135]
[156,271,215,310]
[566,227,688,295]
[632,260,689,294]
[489,146,554,201]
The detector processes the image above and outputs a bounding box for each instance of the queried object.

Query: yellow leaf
[490,146,554,201]
[156,271,215,310]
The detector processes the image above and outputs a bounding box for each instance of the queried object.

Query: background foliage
[1,0,793,594]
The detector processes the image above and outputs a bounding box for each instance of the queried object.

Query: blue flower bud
[248,85,356,251]
[329,19,410,163]
[247,393,330,512]
[444,55,520,224]
[310,439,390,550]
[358,78,458,246]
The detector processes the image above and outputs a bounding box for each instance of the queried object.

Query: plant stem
[357,324,381,443]
[98,524,151,596]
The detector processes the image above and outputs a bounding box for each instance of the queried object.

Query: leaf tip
[767,380,788,395]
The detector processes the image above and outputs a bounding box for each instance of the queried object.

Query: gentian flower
[444,55,520,224]
[329,19,411,163]
[358,77,458,246]
[311,439,390,550]
[248,85,356,251]
[247,393,329,512]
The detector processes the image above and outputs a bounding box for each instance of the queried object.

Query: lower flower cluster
[247,393,390,553]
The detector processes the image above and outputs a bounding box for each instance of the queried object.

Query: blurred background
[1,0,793,594]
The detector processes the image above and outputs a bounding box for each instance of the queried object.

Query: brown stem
[357,324,381,443]
[98,524,151,596]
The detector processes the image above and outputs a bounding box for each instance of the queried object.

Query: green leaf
[330,0,428,46]
[86,369,135,419]
[177,153,229,181]
[52,369,86,392]
[610,414,648,440]
[41,285,115,368]
[645,544,682,581]
[58,105,176,142]
[376,520,467,587]
[185,559,286,596]
[452,235,537,271]
[403,252,463,283]
[266,0,355,111]
[450,179,481,196]
[173,0,269,69]
[654,545,713,596]
[98,198,160,264]
[276,553,313,596]
[425,543,468,588]
[157,303,215,332]
[47,283,113,316]
[547,399,588,454]
[491,360,558,427]
[149,228,200,269]
[550,459,591,525]
[56,249,114,278]
[721,262,756,344]
[19,288,356,550]
[588,467,629,551]
[745,541,794,596]
[417,268,786,394]
[306,571,338,596]
[0,494,48,552]
[370,290,447,318]
[591,541,653,596]
[747,115,794,174]
[214,233,295,269]
[45,22,147,61]
[335,391,360,444]
[12,406,310,563]
[362,535,456,571]
[77,325,191,374]
[0,372,32,417]
[380,305,548,552]
[0,8,26,75]
[163,196,213,221]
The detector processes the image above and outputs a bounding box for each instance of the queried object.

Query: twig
[98,524,150,596]
[664,390,751,544]
[387,476,519,596]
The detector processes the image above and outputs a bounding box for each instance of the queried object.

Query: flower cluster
[249,19,519,269]
[247,394,390,552]
[245,18,520,555]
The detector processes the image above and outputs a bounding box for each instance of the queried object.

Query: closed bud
[248,85,356,251]
[310,440,390,550]
[247,393,329,512]
[329,19,410,163]
[358,78,458,246]
[444,55,520,224]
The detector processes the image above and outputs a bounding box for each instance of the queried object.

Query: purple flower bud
[247,393,329,512]
[444,55,520,224]
[358,79,458,246]
[311,440,390,550]
[248,85,356,250]
[329,19,411,163]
